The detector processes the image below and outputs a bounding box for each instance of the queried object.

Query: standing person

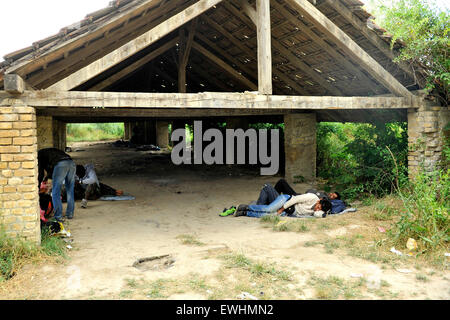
[38,148,76,222]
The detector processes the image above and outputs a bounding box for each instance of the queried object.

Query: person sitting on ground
[234,184,332,218]
[75,164,123,208]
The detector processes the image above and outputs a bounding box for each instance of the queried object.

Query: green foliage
[390,168,449,251]
[0,225,67,282]
[317,122,408,199]
[367,0,449,102]
[67,123,124,142]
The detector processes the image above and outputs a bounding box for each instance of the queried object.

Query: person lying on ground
[234,187,332,218]
[75,164,123,208]
[38,148,76,222]
[273,179,347,214]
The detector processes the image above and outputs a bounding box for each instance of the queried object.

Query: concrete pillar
[0,101,40,243]
[124,122,132,140]
[284,113,316,183]
[156,121,169,148]
[52,119,66,151]
[37,116,54,149]
[408,104,450,177]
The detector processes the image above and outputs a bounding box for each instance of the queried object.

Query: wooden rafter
[233,0,342,95]
[201,14,312,95]
[192,42,257,90]
[286,0,412,97]
[271,0,385,95]
[48,0,224,91]
[25,0,186,88]
[88,37,180,91]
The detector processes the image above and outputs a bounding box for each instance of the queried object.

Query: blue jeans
[52,160,76,220]
[246,194,291,218]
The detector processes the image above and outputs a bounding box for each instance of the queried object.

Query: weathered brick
[0,146,20,153]
[8,162,21,170]
[0,123,12,129]
[0,137,12,145]
[0,162,7,170]
[23,192,37,200]
[1,154,14,161]
[0,114,18,122]
[13,122,36,129]
[20,129,35,137]
[0,178,7,185]
[8,177,23,185]
[17,200,34,207]
[0,107,14,114]
[3,201,17,209]
[17,185,37,192]
[14,169,35,177]
[13,154,35,161]
[3,186,17,193]
[1,170,13,178]
[19,114,35,121]
[13,106,35,114]
[21,146,37,153]
[22,177,37,185]
[13,137,36,145]
[21,161,36,169]
[0,130,20,137]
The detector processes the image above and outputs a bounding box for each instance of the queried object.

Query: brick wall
[408,104,450,176]
[0,101,40,243]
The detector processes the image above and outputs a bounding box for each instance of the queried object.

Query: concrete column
[408,104,450,177]
[156,121,169,148]
[37,116,54,149]
[52,119,66,151]
[284,113,316,183]
[124,122,132,140]
[0,101,40,243]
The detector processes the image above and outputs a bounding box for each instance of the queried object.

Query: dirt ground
[1,141,449,300]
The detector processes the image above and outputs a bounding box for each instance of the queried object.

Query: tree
[365,0,449,105]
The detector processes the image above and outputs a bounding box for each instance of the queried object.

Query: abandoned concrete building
[0,0,448,244]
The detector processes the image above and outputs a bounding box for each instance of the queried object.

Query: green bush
[316,122,408,199]
[390,168,449,251]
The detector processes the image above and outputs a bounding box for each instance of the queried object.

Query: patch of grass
[0,225,68,282]
[416,274,429,282]
[307,274,365,300]
[176,234,205,246]
[67,123,124,142]
[146,279,170,299]
[221,252,293,282]
[260,216,311,234]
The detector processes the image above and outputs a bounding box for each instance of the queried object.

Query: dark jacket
[38,148,72,185]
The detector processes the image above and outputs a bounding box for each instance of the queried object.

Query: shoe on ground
[67,215,74,220]
[219,206,236,217]
[81,199,88,209]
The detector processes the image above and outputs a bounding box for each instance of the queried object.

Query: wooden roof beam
[201,14,311,95]
[286,0,413,97]
[235,0,342,95]
[48,0,224,91]
[88,36,180,91]
[272,0,385,95]
[192,41,257,90]
[2,90,421,110]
